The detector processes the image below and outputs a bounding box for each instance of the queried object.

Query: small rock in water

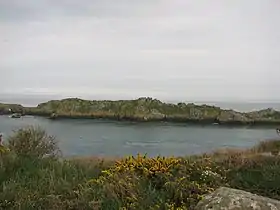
[195,187,280,210]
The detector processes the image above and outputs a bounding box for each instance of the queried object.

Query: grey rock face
[195,187,280,210]
[218,110,250,122]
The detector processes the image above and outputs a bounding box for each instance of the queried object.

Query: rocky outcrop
[218,110,252,123]
[0,103,24,115]
[246,108,280,122]
[195,187,280,210]
[1,97,280,125]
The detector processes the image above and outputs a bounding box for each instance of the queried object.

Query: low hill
[18,97,280,125]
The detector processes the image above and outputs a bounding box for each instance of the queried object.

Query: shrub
[87,154,227,209]
[251,139,280,154]
[226,155,280,200]
[7,126,60,159]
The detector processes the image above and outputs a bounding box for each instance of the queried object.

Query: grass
[1,126,280,209]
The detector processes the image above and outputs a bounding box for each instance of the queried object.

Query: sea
[0,95,279,158]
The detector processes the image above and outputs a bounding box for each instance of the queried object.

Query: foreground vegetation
[1,97,280,125]
[1,127,280,209]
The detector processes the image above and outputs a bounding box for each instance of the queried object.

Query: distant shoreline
[1,97,280,127]
[3,115,279,129]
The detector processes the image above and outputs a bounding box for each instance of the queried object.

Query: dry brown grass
[211,139,280,156]
[199,139,280,170]
[69,155,120,169]
[250,139,280,154]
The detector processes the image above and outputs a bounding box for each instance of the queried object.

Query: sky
[1,0,279,102]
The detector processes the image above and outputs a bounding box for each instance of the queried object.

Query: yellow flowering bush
[0,145,10,166]
[110,154,180,175]
[0,145,10,154]
[87,154,226,209]
[148,203,188,210]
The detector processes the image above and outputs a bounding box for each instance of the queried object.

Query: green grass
[1,127,280,209]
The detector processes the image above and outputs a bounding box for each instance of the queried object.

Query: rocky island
[1,97,280,126]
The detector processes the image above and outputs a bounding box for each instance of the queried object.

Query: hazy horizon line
[1,93,280,104]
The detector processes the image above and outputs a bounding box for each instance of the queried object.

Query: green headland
[1,97,280,126]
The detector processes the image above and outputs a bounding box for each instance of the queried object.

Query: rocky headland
[1,97,280,126]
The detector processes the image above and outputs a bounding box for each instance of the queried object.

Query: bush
[225,155,280,200]
[251,139,280,154]
[7,126,60,159]
[86,154,227,209]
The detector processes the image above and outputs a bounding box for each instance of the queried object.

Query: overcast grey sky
[0,0,279,102]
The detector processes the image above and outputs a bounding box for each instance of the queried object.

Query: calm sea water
[0,115,278,157]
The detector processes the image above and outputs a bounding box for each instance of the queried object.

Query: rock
[149,109,165,119]
[49,113,58,119]
[246,108,280,121]
[195,187,280,210]
[218,110,250,122]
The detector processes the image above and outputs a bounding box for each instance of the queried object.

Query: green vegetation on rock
[0,103,24,115]
[1,97,280,125]
[1,127,280,209]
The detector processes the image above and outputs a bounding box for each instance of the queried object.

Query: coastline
[21,114,280,127]
[0,97,280,127]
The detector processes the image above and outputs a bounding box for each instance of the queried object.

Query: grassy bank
[1,127,280,209]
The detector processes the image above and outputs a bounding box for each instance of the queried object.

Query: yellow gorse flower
[0,145,10,154]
